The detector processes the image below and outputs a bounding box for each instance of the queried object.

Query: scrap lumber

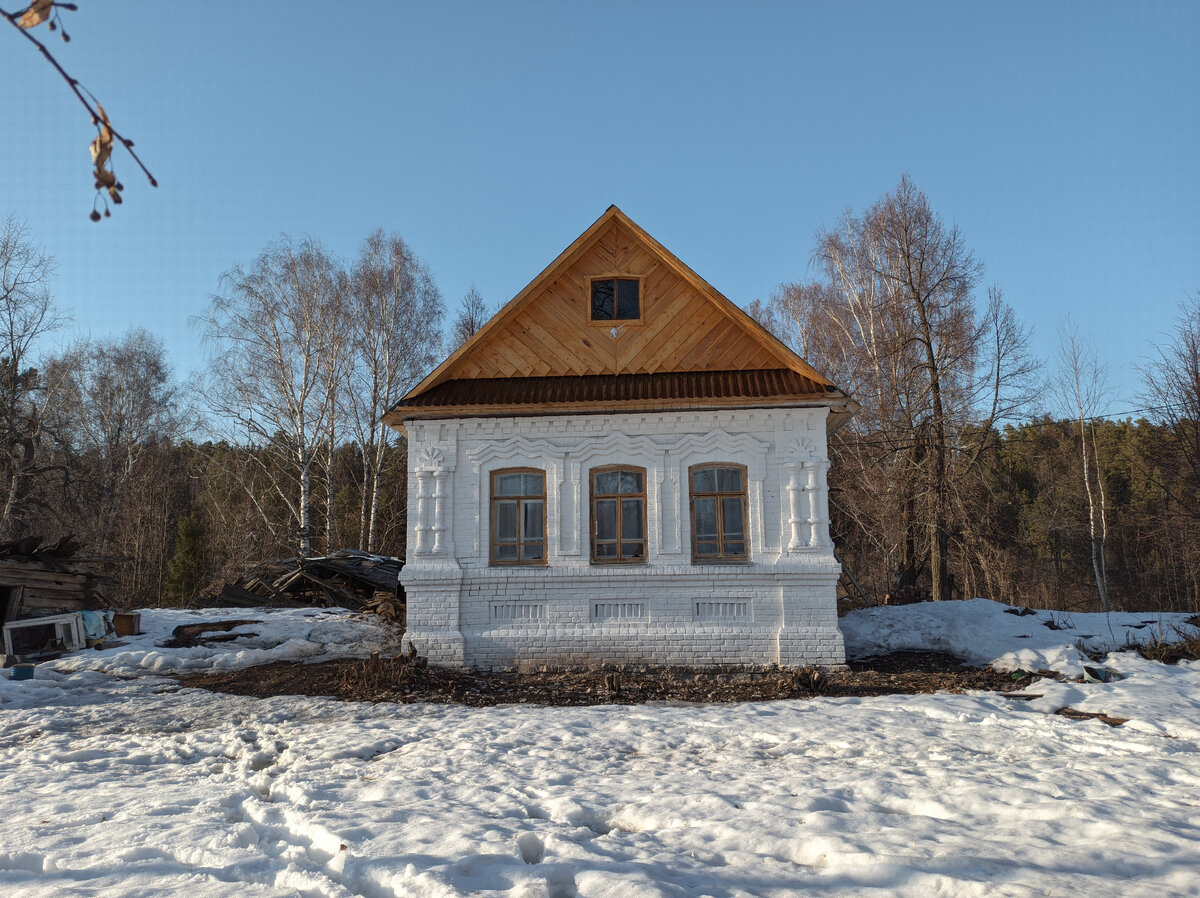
[199,550,404,620]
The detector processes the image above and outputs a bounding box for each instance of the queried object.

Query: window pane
[619,470,643,494]
[595,542,617,559]
[495,473,525,497]
[594,471,619,494]
[591,279,615,320]
[621,541,645,559]
[495,501,517,539]
[595,499,617,540]
[523,473,544,496]
[694,497,717,539]
[717,467,743,492]
[723,541,745,556]
[523,500,543,539]
[616,279,639,319]
[496,544,518,560]
[522,542,544,561]
[621,498,644,539]
[696,541,719,556]
[722,497,745,539]
[692,468,716,493]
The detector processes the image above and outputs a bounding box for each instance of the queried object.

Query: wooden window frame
[589,465,648,565]
[587,276,644,324]
[689,463,750,563]
[489,467,547,567]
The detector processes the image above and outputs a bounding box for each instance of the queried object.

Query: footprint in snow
[516,831,545,865]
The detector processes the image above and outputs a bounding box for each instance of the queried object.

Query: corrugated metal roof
[393,369,836,412]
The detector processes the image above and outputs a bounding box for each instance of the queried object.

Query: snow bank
[44,606,404,677]
[0,606,403,712]
[842,598,1200,740]
[842,597,1196,675]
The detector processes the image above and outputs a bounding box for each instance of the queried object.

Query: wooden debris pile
[200,550,404,624]
[0,535,114,623]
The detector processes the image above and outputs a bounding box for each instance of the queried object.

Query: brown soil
[176,650,1033,707]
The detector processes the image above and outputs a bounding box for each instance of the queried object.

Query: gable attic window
[590,278,640,321]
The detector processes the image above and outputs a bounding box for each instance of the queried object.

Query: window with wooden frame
[690,464,749,562]
[590,277,641,321]
[490,469,546,565]
[590,466,647,563]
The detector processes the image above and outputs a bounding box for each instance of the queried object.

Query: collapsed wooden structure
[201,550,405,624]
[0,536,112,623]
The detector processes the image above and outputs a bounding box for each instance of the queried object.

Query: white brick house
[385,207,856,669]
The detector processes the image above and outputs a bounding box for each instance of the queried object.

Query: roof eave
[389,394,848,424]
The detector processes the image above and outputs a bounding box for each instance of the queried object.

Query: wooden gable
[390,206,854,425]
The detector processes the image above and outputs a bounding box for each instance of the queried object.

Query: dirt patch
[177,650,1032,707]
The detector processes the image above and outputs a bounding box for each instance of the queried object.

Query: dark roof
[391,369,838,417]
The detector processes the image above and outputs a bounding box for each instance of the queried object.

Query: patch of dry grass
[1137,617,1200,665]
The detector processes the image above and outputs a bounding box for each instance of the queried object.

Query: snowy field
[1,601,1199,897]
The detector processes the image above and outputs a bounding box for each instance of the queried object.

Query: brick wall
[401,407,845,668]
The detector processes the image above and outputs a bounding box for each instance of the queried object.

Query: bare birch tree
[1054,316,1111,610]
[344,229,443,553]
[0,217,64,538]
[768,176,1035,601]
[43,328,182,554]
[197,237,342,557]
[318,275,351,554]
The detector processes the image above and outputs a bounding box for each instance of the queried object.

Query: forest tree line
[2,176,1198,613]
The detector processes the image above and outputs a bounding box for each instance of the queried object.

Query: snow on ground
[841,597,1197,676]
[0,601,1198,897]
[53,606,407,678]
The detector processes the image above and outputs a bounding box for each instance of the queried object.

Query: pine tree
[163,516,205,605]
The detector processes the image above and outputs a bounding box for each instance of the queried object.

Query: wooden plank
[658,317,729,373]
[474,321,542,376]
[647,304,723,373]
[666,318,743,372]
[500,321,560,376]
[0,567,89,584]
[3,585,22,623]
[458,350,502,379]
[19,593,89,610]
[618,281,700,371]
[0,578,88,592]
[740,346,780,369]
[694,319,750,369]
[517,311,601,375]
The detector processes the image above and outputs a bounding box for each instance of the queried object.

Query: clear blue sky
[3,1,1198,415]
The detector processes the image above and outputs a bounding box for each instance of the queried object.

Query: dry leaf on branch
[89,103,122,204]
[18,0,53,28]
[9,1,153,217]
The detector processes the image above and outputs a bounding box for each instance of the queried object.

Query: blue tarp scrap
[78,610,115,640]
